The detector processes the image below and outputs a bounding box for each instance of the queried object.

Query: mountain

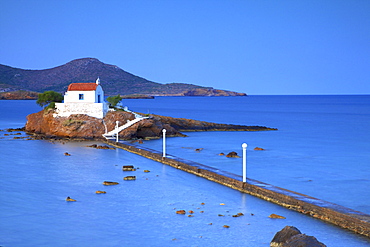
[0,58,246,96]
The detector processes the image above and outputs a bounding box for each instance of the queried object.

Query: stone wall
[105,139,370,238]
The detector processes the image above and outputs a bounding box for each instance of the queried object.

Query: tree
[36,91,63,108]
[107,95,122,108]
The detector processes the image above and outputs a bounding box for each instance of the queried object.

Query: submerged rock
[122,165,136,171]
[103,181,119,185]
[66,196,76,202]
[226,151,240,158]
[87,144,115,150]
[269,214,286,219]
[96,191,107,194]
[123,176,136,181]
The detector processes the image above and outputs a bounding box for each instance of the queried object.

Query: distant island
[0,58,246,98]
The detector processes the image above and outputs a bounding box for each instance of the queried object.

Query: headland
[25,109,276,140]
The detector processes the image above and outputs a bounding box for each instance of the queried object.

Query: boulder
[254,147,265,151]
[283,234,326,247]
[176,210,186,214]
[271,226,326,247]
[226,151,240,158]
[271,226,301,247]
[123,176,136,181]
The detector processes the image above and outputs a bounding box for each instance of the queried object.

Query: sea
[0,95,369,247]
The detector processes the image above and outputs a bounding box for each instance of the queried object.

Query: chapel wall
[55,102,108,119]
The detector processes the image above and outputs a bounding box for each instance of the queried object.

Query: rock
[143,170,150,173]
[226,151,240,158]
[25,110,276,140]
[218,153,225,156]
[122,165,136,171]
[87,144,115,149]
[66,196,76,202]
[103,181,119,185]
[269,214,286,219]
[232,212,244,217]
[64,152,71,156]
[96,191,107,194]
[254,147,265,151]
[271,226,302,247]
[188,210,194,214]
[96,145,115,150]
[271,226,326,247]
[176,210,186,214]
[195,148,203,152]
[123,176,136,180]
[223,225,230,228]
[283,234,326,247]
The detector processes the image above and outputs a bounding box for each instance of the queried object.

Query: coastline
[24,110,277,140]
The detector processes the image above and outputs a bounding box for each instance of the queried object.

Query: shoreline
[104,139,370,238]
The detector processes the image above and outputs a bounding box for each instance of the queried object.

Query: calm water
[1,96,369,247]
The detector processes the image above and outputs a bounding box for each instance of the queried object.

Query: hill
[0,58,246,96]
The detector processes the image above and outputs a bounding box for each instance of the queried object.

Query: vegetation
[107,95,122,108]
[36,91,63,108]
[45,102,56,111]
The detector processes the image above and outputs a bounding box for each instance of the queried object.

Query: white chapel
[54,78,108,119]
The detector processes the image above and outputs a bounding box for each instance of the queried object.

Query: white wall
[64,85,105,103]
[55,102,108,119]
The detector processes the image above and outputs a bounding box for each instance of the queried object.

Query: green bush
[37,91,63,108]
[45,102,56,111]
[107,95,122,108]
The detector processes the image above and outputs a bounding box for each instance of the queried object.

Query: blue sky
[1,0,369,95]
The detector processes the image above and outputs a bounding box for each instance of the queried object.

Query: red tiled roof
[67,83,98,91]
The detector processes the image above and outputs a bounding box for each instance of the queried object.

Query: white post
[116,121,119,142]
[162,129,167,157]
[242,143,247,182]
